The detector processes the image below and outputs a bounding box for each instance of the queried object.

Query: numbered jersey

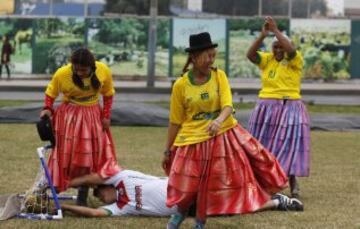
[102,170,178,216]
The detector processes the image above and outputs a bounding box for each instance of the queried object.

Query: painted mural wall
[0,17,357,79]
[291,19,351,80]
[0,18,33,74]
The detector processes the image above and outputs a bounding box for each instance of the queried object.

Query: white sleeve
[101,203,126,216]
[104,172,123,186]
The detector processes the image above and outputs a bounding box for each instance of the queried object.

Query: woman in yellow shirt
[247,16,310,198]
[39,48,120,206]
[162,32,294,229]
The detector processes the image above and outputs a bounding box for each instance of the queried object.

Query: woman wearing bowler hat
[162,32,299,229]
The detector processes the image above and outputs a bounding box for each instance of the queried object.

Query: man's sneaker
[272,193,304,211]
[167,213,186,229]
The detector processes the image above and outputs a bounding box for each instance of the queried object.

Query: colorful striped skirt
[166,124,288,220]
[248,99,310,177]
[48,103,120,192]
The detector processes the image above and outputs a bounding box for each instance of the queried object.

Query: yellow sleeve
[100,63,115,96]
[217,70,233,109]
[257,51,272,70]
[288,50,304,70]
[45,68,61,99]
[169,79,185,125]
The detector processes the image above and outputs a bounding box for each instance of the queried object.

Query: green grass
[306,104,360,114]
[147,101,360,115]
[235,102,360,115]
[0,124,359,228]
[0,100,31,107]
[1,99,360,115]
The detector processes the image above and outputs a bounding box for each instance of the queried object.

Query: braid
[90,70,101,90]
[182,55,192,75]
[72,72,84,89]
[71,48,100,91]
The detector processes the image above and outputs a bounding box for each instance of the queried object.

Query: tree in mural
[157,19,169,49]
[36,18,65,38]
[67,18,85,37]
[95,19,147,50]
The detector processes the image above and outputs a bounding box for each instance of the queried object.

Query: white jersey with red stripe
[101,170,178,216]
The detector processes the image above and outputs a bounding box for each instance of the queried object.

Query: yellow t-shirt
[45,61,115,105]
[170,68,238,146]
[257,50,304,99]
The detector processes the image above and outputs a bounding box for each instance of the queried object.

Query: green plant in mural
[33,18,84,74]
[95,19,147,50]
[37,19,65,38]
[320,51,333,81]
[292,27,350,80]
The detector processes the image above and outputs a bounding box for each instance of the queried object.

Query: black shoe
[272,193,304,211]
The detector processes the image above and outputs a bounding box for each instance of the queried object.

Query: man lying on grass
[61,168,303,217]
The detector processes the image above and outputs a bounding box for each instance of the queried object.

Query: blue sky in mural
[173,18,226,49]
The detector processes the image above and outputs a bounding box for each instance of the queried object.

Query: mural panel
[171,18,226,77]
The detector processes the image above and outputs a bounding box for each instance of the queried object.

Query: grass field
[0,124,359,228]
[147,101,360,115]
[2,100,360,115]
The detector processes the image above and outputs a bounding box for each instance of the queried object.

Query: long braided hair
[182,55,192,75]
[71,48,100,90]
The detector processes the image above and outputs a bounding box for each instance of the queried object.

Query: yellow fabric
[257,50,304,99]
[170,68,238,146]
[45,61,115,105]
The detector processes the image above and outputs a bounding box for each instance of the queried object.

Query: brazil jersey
[257,50,304,99]
[45,61,115,105]
[170,68,237,146]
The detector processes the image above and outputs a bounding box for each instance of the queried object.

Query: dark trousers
[0,64,10,78]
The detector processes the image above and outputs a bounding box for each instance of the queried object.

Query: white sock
[273,199,280,208]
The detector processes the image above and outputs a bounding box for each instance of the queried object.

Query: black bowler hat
[185,32,218,53]
[36,115,55,147]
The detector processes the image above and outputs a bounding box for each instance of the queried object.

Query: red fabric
[166,124,288,221]
[43,94,55,114]
[115,181,130,209]
[102,96,113,119]
[47,103,121,192]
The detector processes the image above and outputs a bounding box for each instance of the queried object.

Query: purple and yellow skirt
[248,99,310,177]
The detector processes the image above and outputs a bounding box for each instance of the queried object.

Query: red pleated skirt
[48,103,120,192]
[166,124,288,220]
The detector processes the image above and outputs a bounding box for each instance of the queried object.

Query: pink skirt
[166,124,288,220]
[48,103,120,192]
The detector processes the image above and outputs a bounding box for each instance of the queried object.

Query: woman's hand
[40,109,52,119]
[261,22,270,37]
[102,118,110,130]
[162,154,171,172]
[207,119,222,136]
[162,149,172,175]
[265,16,278,33]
